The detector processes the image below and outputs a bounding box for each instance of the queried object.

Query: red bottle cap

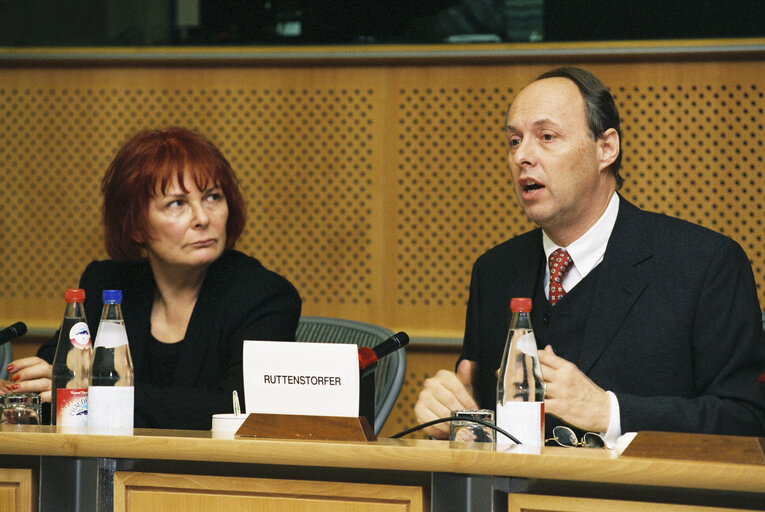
[65,289,85,303]
[510,297,532,312]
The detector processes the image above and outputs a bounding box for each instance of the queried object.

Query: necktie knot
[548,249,573,306]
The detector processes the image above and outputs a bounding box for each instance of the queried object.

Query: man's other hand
[414,359,479,439]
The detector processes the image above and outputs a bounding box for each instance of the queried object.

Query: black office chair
[0,343,11,381]
[760,311,765,386]
[295,316,406,435]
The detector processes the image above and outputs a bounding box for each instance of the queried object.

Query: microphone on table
[0,321,27,346]
[356,331,408,430]
[358,331,409,371]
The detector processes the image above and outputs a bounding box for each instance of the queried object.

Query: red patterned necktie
[548,249,573,306]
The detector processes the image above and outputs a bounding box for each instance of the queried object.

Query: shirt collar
[543,192,620,279]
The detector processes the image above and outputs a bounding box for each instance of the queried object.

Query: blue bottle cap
[102,289,122,304]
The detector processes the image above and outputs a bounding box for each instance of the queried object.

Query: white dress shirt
[541,192,622,447]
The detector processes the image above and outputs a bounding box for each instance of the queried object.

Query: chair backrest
[0,342,11,381]
[760,311,765,385]
[295,316,406,435]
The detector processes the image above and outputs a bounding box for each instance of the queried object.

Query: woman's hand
[5,357,53,403]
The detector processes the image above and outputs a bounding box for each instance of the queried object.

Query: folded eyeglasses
[546,425,606,448]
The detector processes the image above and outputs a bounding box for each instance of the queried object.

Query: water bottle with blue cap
[88,289,134,434]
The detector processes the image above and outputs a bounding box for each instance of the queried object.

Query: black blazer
[39,250,301,430]
[462,195,765,436]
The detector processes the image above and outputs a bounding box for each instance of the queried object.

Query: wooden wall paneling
[7,336,46,362]
[0,468,36,512]
[508,493,757,512]
[114,471,424,512]
[0,66,392,327]
[384,64,540,336]
[1,55,763,342]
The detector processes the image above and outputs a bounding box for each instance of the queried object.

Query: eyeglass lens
[552,426,578,447]
[582,432,606,448]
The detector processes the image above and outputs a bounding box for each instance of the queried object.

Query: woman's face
[143,171,229,271]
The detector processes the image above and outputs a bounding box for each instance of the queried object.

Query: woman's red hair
[101,127,246,262]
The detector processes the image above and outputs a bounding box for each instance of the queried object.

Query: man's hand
[538,345,611,432]
[414,359,479,439]
[5,357,53,403]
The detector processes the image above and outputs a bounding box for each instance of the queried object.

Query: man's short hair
[536,67,624,188]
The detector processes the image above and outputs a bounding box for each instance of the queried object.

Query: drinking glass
[1,392,42,425]
[449,409,495,444]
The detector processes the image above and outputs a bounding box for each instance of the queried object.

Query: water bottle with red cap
[496,297,545,447]
[51,288,91,427]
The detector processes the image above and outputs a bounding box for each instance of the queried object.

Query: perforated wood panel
[229,87,378,308]
[392,86,525,309]
[0,58,763,340]
[616,81,764,281]
[0,67,386,326]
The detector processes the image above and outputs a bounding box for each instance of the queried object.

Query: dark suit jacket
[39,250,302,430]
[462,195,765,435]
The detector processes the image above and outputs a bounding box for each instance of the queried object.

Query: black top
[39,250,301,430]
[145,335,185,387]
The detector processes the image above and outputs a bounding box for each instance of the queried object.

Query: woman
[4,127,301,429]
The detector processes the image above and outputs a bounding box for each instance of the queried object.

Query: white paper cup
[211,413,247,438]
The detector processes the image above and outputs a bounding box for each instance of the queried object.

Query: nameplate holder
[242,340,360,418]
[235,412,376,441]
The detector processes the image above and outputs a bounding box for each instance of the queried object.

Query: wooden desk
[1,425,764,512]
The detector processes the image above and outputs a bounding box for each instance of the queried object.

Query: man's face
[505,77,615,243]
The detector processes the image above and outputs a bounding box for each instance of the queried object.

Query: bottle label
[93,321,129,349]
[496,401,545,447]
[55,388,88,427]
[87,386,134,434]
[68,322,91,349]
[516,332,537,356]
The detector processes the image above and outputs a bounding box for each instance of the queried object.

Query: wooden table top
[2,425,764,493]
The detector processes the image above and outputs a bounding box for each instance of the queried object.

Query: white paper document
[243,340,360,418]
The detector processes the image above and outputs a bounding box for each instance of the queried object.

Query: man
[414,67,765,443]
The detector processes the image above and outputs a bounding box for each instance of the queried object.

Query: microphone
[0,321,27,346]
[358,331,409,370]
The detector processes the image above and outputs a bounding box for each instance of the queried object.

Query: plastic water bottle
[51,289,92,427]
[496,297,544,447]
[88,290,134,434]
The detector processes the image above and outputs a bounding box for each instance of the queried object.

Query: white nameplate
[243,340,360,417]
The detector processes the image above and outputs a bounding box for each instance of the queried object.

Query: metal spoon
[232,390,241,416]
